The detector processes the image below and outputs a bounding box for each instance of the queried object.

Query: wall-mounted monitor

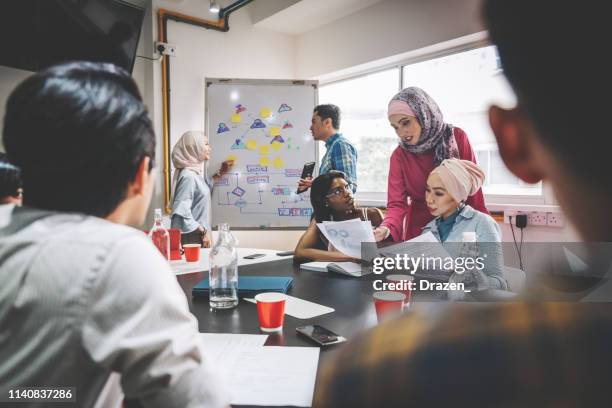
[1,0,145,73]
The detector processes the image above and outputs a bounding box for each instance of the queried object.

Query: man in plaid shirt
[298,104,358,193]
[314,1,612,406]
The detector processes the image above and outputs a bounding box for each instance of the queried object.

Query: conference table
[172,249,453,408]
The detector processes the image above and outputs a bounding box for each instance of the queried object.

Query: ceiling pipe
[157,0,254,212]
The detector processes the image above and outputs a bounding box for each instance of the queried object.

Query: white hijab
[171,130,206,199]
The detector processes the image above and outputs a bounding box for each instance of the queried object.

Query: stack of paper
[300,261,368,277]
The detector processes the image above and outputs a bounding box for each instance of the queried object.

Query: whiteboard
[205,79,318,229]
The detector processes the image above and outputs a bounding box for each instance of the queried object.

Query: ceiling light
[209,0,220,13]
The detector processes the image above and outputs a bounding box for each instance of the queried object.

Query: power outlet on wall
[546,212,565,227]
[527,211,547,226]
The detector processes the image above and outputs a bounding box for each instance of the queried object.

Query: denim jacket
[422,205,507,289]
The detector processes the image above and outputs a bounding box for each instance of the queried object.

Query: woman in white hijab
[171,131,233,247]
[421,159,507,290]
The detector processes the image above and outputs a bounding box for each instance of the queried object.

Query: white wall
[295,0,484,79]
[144,0,303,248]
[0,66,32,152]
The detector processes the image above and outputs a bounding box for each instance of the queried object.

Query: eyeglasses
[325,184,352,198]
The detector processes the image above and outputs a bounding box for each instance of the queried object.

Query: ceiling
[250,0,386,35]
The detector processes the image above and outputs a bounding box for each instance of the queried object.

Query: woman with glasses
[294,170,383,263]
[372,87,488,243]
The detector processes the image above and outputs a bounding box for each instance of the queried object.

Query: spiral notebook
[192,276,293,298]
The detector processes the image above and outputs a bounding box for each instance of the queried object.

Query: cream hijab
[171,130,206,199]
[430,159,485,203]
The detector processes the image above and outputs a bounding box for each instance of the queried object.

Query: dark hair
[314,104,341,130]
[310,170,347,222]
[484,0,607,190]
[2,61,155,217]
[0,161,22,199]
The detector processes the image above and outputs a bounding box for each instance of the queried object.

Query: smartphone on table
[296,325,346,346]
[296,161,316,194]
[243,253,266,259]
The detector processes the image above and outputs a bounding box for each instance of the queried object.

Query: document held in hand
[316,218,377,260]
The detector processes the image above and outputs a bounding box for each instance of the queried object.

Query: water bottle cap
[462,231,477,242]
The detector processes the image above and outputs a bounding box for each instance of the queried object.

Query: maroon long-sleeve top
[381,127,488,241]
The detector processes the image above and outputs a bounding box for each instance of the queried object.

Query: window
[402,45,541,196]
[319,44,543,203]
[319,69,399,193]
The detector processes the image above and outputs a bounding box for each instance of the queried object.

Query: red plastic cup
[255,292,287,332]
[183,244,201,262]
[386,274,414,305]
[373,291,406,323]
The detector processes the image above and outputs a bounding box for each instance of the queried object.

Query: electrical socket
[527,211,547,226]
[546,212,565,227]
[503,210,517,224]
[155,42,176,56]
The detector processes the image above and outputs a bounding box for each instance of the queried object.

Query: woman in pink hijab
[373,87,488,242]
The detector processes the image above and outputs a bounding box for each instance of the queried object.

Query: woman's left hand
[219,160,235,174]
[202,232,212,248]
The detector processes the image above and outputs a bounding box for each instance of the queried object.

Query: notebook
[300,261,371,277]
[192,276,293,298]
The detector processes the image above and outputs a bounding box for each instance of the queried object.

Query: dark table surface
[172,258,517,408]
[176,258,441,351]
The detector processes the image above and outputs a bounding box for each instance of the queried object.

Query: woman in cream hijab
[421,158,507,290]
[171,131,233,247]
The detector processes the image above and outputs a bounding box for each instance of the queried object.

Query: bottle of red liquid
[149,208,170,260]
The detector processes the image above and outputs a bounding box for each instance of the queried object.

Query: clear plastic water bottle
[209,223,239,309]
[448,231,479,300]
[148,208,169,260]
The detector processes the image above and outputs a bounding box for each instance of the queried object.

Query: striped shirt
[319,133,358,193]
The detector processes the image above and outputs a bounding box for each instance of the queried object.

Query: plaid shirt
[319,133,358,193]
[314,302,612,407]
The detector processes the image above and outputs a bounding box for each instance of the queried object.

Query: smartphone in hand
[297,161,316,194]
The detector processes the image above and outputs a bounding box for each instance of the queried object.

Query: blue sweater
[422,205,507,290]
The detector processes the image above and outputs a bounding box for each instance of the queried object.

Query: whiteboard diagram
[205,79,318,228]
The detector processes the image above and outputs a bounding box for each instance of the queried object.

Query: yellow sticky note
[273,157,284,169]
[270,127,281,137]
[226,155,237,163]
[259,145,269,155]
[246,140,257,150]
[271,141,282,151]
[259,157,270,167]
[231,113,241,123]
[260,107,271,118]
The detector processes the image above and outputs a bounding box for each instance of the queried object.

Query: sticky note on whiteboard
[227,154,238,163]
[259,157,270,167]
[246,140,257,150]
[231,113,242,123]
[260,107,271,118]
[271,141,282,151]
[270,127,281,137]
[273,157,284,169]
[259,145,269,155]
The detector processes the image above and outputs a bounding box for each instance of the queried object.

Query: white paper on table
[199,333,268,349]
[206,345,320,407]
[317,219,376,259]
[244,294,335,319]
[199,333,268,366]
